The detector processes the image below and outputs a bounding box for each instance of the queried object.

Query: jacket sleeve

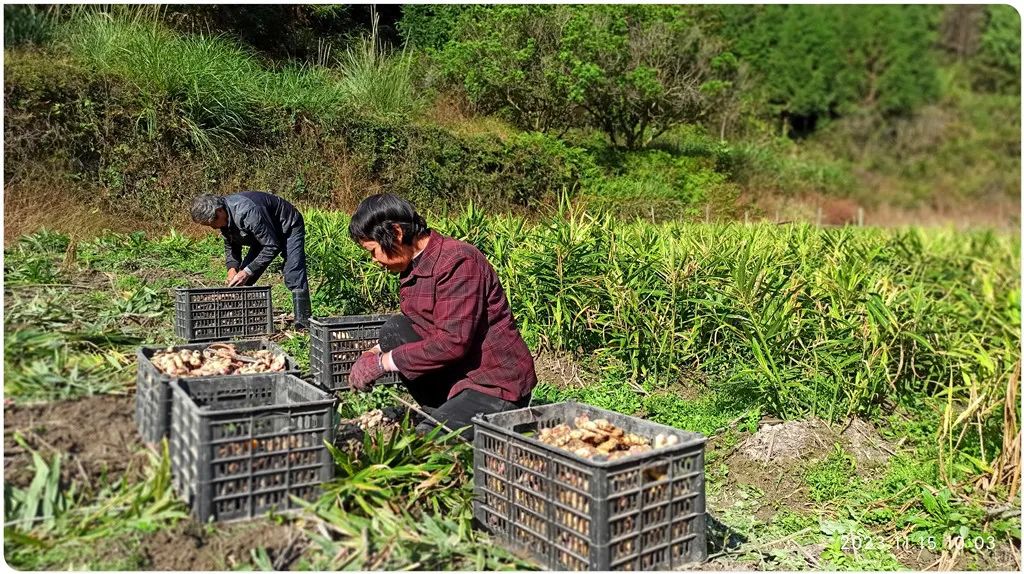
[390,258,485,379]
[238,207,282,276]
[224,236,242,270]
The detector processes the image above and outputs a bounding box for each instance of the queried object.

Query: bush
[426,5,578,134]
[397,5,467,52]
[710,5,941,128]
[4,5,58,47]
[972,5,1021,94]
[342,119,595,211]
[415,5,737,148]
[586,148,740,220]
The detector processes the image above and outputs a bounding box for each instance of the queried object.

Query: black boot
[292,290,312,330]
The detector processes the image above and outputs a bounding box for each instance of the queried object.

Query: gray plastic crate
[169,373,337,523]
[472,401,707,571]
[174,286,274,342]
[309,314,401,391]
[135,339,302,445]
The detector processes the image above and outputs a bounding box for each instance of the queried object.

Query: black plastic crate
[472,401,707,571]
[174,286,274,342]
[309,314,401,391]
[135,339,302,445]
[169,373,337,523]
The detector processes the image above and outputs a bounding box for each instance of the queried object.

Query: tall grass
[58,9,420,148]
[336,14,423,120]
[4,4,61,47]
[64,12,275,147]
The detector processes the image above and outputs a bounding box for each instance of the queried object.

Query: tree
[971,5,1021,94]
[709,5,941,133]
[843,6,941,115]
[938,5,985,60]
[421,5,579,134]
[406,5,735,148]
[557,5,727,149]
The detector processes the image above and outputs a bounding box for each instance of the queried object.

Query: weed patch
[805,446,858,502]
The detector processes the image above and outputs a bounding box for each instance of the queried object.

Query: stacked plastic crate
[135,286,337,522]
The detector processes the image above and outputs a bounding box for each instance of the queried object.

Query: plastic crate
[169,373,337,523]
[472,401,707,571]
[308,314,401,391]
[174,286,274,342]
[135,339,302,445]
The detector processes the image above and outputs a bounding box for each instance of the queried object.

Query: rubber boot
[292,290,312,330]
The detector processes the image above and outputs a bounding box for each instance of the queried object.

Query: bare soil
[730,417,892,482]
[735,418,892,468]
[713,417,896,519]
[5,394,309,570]
[532,350,588,389]
[134,520,303,570]
[3,394,149,489]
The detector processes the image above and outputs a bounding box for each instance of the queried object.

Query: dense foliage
[415,5,735,148]
[705,5,941,127]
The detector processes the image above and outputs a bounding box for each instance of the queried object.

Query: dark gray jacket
[221,191,303,276]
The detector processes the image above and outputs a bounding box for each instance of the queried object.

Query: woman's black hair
[348,193,429,255]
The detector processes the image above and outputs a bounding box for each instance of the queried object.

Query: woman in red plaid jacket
[346,193,537,440]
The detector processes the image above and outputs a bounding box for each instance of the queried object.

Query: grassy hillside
[3,6,1020,237]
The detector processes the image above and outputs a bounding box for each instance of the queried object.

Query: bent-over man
[190,191,311,329]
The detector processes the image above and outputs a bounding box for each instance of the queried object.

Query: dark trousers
[379,314,529,440]
[240,226,309,294]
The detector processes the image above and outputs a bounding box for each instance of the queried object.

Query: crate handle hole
[511,421,539,435]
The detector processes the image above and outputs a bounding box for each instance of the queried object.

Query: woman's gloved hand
[349,350,384,391]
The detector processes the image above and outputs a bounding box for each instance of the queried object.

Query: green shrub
[972,5,1021,94]
[416,5,738,148]
[4,5,59,47]
[397,5,468,52]
[341,119,594,211]
[710,5,941,123]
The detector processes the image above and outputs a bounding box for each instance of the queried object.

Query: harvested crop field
[4,214,1020,570]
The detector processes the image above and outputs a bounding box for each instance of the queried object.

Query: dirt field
[4,395,148,489]
[4,395,1018,571]
[3,394,296,570]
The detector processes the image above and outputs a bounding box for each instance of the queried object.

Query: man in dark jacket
[190,192,312,329]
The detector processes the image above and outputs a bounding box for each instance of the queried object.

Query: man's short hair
[191,194,225,225]
[348,193,429,255]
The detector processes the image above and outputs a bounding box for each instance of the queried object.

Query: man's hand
[349,350,384,391]
[226,268,238,286]
[227,269,251,287]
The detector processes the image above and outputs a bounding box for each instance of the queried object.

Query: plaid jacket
[390,230,537,402]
